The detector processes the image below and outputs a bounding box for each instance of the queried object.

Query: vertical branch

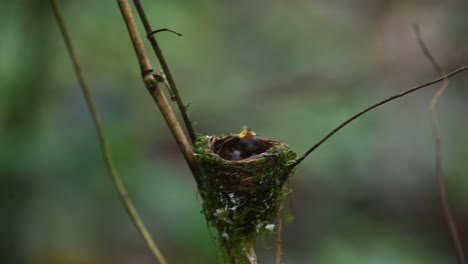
[50,1,168,263]
[132,0,197,143]
[413,24,466,264]
[116,0,199,182]
[275,215,283,264]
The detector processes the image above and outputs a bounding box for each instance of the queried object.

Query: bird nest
[194,134,296,263]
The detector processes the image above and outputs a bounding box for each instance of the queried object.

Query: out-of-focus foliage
[1,0,468,263]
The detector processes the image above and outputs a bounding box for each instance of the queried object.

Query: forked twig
[413,24,466,264]
[50,0,167,263]
[132,0,197,143]
[291,65,468,168]
[116,0,198,183]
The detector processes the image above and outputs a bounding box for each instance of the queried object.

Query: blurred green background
[1,0,468,263]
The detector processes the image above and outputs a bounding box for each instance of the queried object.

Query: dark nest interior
[194,134,297,263]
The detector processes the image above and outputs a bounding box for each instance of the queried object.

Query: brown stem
[51,0,167,263]
[291,65,468,168]
[132,0,197,143]
[275,215,283,264]
[413,24,466,264]
[116,0,199,183]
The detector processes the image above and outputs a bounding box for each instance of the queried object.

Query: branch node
[155,70,176,100]
[142,68,153,77]
[152,72,164,82]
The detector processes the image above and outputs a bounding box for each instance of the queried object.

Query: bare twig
[413,24,466,264]
[116,0,199,184]
[148,28,183,37]
[291,65,468,168]
[132,0,197,143]
[50,1,168,263]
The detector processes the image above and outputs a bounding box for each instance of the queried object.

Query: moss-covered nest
[194,134,296,263]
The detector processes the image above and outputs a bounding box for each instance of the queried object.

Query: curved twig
[50,1,168,263]
[291,65,468,168]
[148,28,183,37]
[413,24,466,264]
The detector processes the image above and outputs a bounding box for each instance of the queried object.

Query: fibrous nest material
[194,134,296,263]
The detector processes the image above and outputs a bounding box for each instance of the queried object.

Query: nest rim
[203,134,284,163]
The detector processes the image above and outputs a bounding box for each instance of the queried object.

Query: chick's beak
[239,127,256,139]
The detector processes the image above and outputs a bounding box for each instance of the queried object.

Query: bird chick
[238,127,259,158]
[230,150,242,161]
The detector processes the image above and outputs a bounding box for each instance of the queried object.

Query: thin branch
[132,0,197,143]
[116,0,199,184]
[291,65,468,168]
[50,1,168,263]
[413,24,466,264]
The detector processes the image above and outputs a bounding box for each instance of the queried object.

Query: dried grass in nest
[194,134,296,263]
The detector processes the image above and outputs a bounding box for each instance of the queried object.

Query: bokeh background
[2,0,468,263]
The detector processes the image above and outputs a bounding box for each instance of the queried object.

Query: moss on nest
[194,134,296,263]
